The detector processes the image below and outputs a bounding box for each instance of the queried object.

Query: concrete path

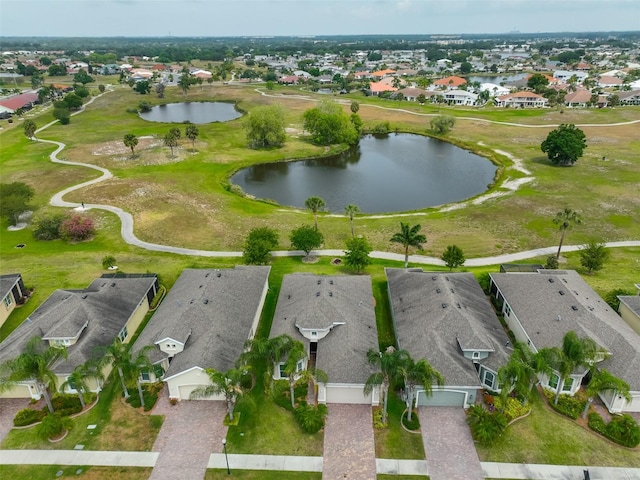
[148,395,228,480]
[376,458,430,476]
[419,407,484,480]
[322,404,376,480]
[482,462,640,480]
[0,450,158,467]
[208,453,322,472]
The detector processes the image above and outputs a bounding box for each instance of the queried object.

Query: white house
[495,91,548,108]
[442,89,478,106]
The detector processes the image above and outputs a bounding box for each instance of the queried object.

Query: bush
[493,396,531,422]
[294,402,327,434]
[59,214,95,242]
[544,255,559,269]
[543,390,586,420]
[126,382,163,411]
[272,380,294,411]
[466,404,507,445]
[588,412,607,435]
[373,407,387,429]
[402,410,420,431]
[32,213,65,240]
[372,122,390,134]
[49,394,83,417]
[36,413,72,440]
[606,414,640,448]
[13,408,46,427]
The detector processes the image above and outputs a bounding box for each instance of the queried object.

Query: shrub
[544,255,559,269]
[13,408,46,427]
[36,413,72,440]
[402,410,420,431]
[372,121,390,134]
[466,404,507,445]
[588,412,607,435]
[272,380,294,411]
[126,382,163,411]
[59,214,95,242]
[138,101,152,112]
[606,414,640,448]
[373,407,387,429]
[32,213,65,240]
[294,402,327,434]
[49,394,83,417]
[543,389,586,420]
[493,396,530,422]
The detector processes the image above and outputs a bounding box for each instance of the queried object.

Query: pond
[465,73,527,85]
[231,134,497,213]
[139,102,242,124]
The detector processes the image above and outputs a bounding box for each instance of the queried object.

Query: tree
[241,334,295,393]
[23,119,37,141]
[441,245,465,271]
[63,93,83,110]
[541,331,607,405]
[32,213,65,240]
[541,124,587,166]
[459,61,472,74]
[364,346,404,425]
[553,208,583,260]
[344,204,360,237]
[169,127,181,141]
[123,133,138,156]
[133,80,151,95]
[466,404,507,445]
[344,236,372,273]
[245,104,286,148]
[290,225,324,257]
[581,368,631,419]
[185,124,199,149]
[350,101,360,114]
[390,222,426,268]
[163,132,179,156]
[608,94,620,107]
[155,83,165,98]
[398,354,444,421]
[0,181,35,226]
[0,337,66,413]
[417,93,427,105]
[102,255,117,269]
[304,196,325,230]
[98,84,106,94]
[283,340,307,409]
[36,413,73,440]
[178,71,193,96]
[101,341,153,403]
[53,107,70,125]
[59,214,95,242]
[579,241,610,274]
[302,101,358,146]
[73,69,94,85]
[430,115,456,134]
[242,226,279,265]
[190,368,248,421]
[527,73,550,93]
[59,361,103,409]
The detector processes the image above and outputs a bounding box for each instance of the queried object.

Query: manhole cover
[56,471,63,477]
[15,244,26,248]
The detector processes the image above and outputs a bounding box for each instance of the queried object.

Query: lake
[139,102,242,124]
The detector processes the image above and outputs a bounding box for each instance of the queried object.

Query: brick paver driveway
[322,404,376,480]
[0,398,30,443]
[148,389,228,480]
[419,407,483,480]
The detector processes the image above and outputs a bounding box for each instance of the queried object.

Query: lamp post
[222,437,230,475]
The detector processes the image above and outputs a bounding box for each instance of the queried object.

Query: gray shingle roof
[490,270,640,389]
[0,273,21,300]
[386,268,510,387]
[134,266,271,379]
[270,274,378,384]
[0,276,158,375]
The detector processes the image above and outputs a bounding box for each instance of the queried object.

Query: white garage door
[417,390,466,407]
[325,386,370,404]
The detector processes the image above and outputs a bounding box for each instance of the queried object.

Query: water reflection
[139,102,242,124]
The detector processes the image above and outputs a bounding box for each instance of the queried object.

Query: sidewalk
[208,453,322,472]
[0,450,157,467]
[482,462,640,480]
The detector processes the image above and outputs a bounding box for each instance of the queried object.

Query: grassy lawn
[1,377,163,451]
[475,389,640,467]
[206,470,321,479]
[375,393,425,460]
[0,465,151,480]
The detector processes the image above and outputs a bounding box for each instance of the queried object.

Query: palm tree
[305,196,325,231]
[553,208,583,260]
[542,331,607,405]
[123,133,138,156]
[163,132,179,157]
[298,366,329,406]
[190,367,247,421]
[502,342,553,405]
[59,360,104,409]
[185,124,199,150]
[0,337,66,413]
[390,222,427,268]
[344,204,360,237]
[581,368,631,419]
[241,334,295,393]
[101,340,133,399]
[131,348,154,408]
[364,346,404,425]
[283,340,307,409]
[398,354,444,421]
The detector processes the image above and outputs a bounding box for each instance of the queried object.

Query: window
[52,339,71,347]
[472,351,480,360]
[66,377,77,391]
[118,326,128,342]
[483,371,495,389]
[548,374,559,390]
[296,360,304,373]
[3,295,12,307]
[140,370,151,382]
[562,378,573,392]
[278,363,286,378]
[504,304,511,317]
[311,331,317,338]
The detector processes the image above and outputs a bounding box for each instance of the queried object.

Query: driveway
[0,398,30,443]
[322,404,376,480]
[419,407,484,480]
[148,387,228,480]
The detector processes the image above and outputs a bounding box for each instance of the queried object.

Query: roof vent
[199,285,203,289]
[81,294,88,299]
[445,276,450,281]
[436,288,441,293]
[450,288,455,293]
[442,303,448,308]
[559,290,565,295]
[548,278,555,283]
[203,299,209,305]
[190,299,194,304]
[329,292,333,297]
[287,294,291,299]
[205,273,210,277]
[432,276,436,281]
[557,314,562,321]
[329,280,334,285]
[317,279,321,285]
[217,272,221,278]
[457,303,461,309]
[111,282,116,287]
[571,305,578,311]
[316,292,320,297]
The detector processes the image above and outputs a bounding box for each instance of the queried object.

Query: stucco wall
[166,367,223,401]
[619,302,640,336]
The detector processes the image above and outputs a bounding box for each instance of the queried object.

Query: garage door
[417,390,466,407]
[325,386,370,404]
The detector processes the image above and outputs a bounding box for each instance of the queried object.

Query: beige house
[495,91,548,108]
[0,275,159,400]
[0,273,26,328]
[133,266,271,401]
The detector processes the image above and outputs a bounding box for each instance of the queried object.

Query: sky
[0,0,638,38]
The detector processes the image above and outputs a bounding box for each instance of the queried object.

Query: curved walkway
[25,84,638,265]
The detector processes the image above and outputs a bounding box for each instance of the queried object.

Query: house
[398,87,435,102]
[442,89,478,106]
[0,275,158,400]
[371,69,396,79]
[0,92,39,113]
[565,89,593,108]
[133,267,270,401]
[494,91,548,108]
[618,288,640,335]
[269,274,380,405]
[368,82,398,96]
[489,270,640,413]
[479,83,510,97]
[0,274,27,328]
[617,90,640,105]
[553,70,589,84]
[386,269,511,408]
[597,76,623,88]
[433,75,467,90]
